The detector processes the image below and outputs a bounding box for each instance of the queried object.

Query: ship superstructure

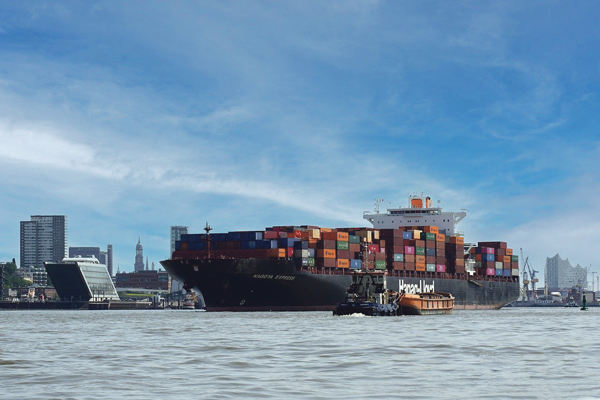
[363,194,466,235]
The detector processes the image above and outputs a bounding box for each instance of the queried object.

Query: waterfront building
[20,215,67,268]
[44,256,120,302]
[545,253,589,292]
[16,265,48,286]
[170,226,188,256]
[115,270,170,291]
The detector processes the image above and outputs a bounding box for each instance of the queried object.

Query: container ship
[160,194,520,311]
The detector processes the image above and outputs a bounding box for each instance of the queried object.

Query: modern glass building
[545,253,589,291]
[44,256,120,302]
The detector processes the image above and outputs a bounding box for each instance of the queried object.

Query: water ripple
[1,308,600,398]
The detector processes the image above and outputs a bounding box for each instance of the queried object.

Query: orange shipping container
[316,249,336,259]
[503,256,511,263]
[436,233,445,242]
[337,259,350,268]
[336,232,349,241]
[416,262,426,271]
[506,248,513,256]
[416,255,426,263]
[267,248,286,258]
[449,236,464,244]
[423,226,439,234]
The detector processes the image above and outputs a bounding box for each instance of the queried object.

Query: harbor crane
[520,248,539,300]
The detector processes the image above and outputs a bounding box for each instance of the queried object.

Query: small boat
[397,291,455,315]
[333,271,454,316]
[333,271,400,316]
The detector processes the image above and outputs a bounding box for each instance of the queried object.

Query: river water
[1,307,599,399]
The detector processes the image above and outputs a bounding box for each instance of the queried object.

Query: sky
[1,1,599,287]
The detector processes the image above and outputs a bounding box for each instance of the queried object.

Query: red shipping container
[322,258,335,268]
[369,244,380,253]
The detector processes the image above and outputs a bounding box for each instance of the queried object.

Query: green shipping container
[426,263,436,272]
[337,241,349,250]
[511,255,519,262]
[375,260,386,270]
[415,247,425,256]
[421,232,436,241]
[307,258,315,266]
[348,235,360,244]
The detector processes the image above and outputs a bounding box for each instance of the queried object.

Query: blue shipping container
[350,259,362,269]
[279,238,299,248]
[293,240,309,249]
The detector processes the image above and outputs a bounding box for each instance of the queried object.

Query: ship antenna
[374,198,381,214]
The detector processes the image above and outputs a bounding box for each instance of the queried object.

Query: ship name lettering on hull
[252,274,295,281]
[398,279,435,294]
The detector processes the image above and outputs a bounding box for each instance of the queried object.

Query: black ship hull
[161,258,520,311]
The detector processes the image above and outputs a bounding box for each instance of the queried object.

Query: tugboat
[333,271,401,316]
[333,270,454,316]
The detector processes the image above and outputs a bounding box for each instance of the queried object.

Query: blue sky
[1,1,599,286]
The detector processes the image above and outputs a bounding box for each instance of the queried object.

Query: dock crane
[520,248,539,300]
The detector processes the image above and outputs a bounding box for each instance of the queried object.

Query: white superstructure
[363,193,466,235]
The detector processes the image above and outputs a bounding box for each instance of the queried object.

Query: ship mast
[204,221,212,259]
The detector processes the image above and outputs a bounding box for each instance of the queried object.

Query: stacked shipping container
[173,225,517,279]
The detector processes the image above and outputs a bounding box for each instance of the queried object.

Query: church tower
[134,237,145,272]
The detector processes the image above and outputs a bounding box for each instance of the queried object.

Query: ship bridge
[363,194,466,235]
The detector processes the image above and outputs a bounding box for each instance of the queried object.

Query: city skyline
[1,2,600,280]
